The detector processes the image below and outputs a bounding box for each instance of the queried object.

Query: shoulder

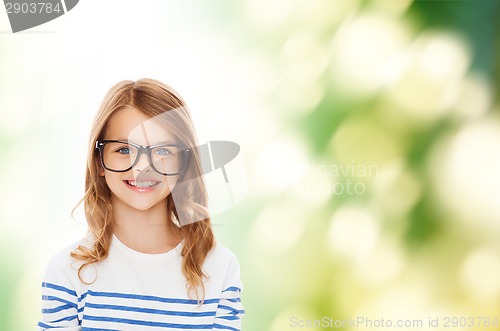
[205,240,238,264]
[47,234,93,267]
[203,240,242,277]
[43,234,95,285]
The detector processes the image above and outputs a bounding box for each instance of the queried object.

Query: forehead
[103,107,178,144]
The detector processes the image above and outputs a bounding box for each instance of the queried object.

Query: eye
[117,147,131,154]
[154,147,171,156]
[114,145,134,155]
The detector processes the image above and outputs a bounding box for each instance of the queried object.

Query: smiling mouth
[125,180,160,188]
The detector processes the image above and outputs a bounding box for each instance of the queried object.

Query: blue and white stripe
[38,283,244,330]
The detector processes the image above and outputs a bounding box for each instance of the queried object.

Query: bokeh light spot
[330,11,411,96]
[430,117,500,231]
[327,205,379,260]
[460,245,500,302]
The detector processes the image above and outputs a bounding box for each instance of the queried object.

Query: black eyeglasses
[96,140,191,176]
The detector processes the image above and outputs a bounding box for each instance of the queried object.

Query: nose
[134,153,151,172]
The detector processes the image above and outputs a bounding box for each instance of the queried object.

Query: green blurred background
[1,0,500,330]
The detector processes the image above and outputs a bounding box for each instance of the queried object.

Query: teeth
[127,180,158,188]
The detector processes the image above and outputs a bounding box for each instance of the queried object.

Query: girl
[37,79,245,330]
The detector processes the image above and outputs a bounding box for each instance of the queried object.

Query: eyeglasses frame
[95,140,191,176]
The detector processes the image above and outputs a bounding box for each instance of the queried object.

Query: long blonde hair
[71,78,215,302]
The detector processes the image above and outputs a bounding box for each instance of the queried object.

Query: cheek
[164,177,178,190]
[102,171,123,189]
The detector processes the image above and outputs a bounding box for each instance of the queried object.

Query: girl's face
[100,107,180,213]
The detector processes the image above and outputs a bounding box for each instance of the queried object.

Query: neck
[111,196,181,254]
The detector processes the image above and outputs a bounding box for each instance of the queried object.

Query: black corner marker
[4,0,79,33]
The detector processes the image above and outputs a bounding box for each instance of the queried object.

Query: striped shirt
[37,235,244,330]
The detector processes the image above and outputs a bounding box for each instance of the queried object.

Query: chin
[129,201,165,211]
